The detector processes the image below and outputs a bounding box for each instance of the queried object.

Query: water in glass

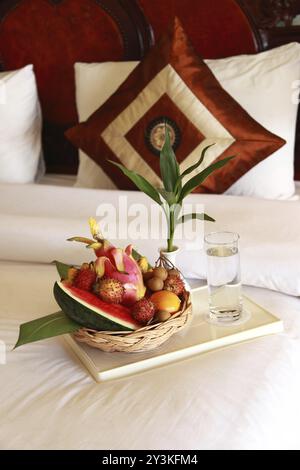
[205,232,242,323]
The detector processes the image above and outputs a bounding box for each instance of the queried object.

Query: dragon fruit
[68,218,146,306]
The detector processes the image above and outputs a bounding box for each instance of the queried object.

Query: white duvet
[0,182,300,450]
[1,183,300,295]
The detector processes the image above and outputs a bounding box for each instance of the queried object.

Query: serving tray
[63,286,283,382]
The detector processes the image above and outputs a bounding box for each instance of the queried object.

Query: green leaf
[180,144,215,180]
[177,212,215,224]
[14,311,80,349]
[174,145,215,196]
[157,188,178,206]
[179,156,235,202]
[131,248,142,262]
[160,125,180,193]
[109,160,162,206]
[53,260,72,280]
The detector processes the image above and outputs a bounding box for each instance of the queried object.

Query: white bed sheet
[1,182,300,295]
[0,259,300,450]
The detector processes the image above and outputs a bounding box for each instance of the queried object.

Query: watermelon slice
[53,281,140,331]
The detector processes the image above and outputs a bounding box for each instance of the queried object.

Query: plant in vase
[110,127,234,255]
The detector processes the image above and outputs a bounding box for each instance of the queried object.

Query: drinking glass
[205,232,242,323]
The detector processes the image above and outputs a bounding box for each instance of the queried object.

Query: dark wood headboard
[0,0,299,179]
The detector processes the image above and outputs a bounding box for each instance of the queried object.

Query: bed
[1,0,300,450]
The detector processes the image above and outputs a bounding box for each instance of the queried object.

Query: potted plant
[110,127,234,256]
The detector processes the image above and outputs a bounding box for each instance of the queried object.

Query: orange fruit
[150,290,181,314]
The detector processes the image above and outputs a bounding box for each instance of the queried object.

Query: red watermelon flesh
[58,282,141,330]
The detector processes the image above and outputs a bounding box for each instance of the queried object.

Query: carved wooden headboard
[0,0,299,179]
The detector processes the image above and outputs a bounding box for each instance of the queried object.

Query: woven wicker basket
[73,291,192,353]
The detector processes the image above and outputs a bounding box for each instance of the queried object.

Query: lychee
[131,298,156,325]
[74,268,96,291]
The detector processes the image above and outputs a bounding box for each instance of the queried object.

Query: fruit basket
[56,220,193,353]
[14,219,192,353]
[64,250,192,353]
[73,290,191,353]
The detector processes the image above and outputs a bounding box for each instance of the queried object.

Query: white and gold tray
[63,287,283,383]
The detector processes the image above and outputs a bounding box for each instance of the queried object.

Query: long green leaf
[177,212,215,224]
[157,188,178,206]
[174,144,215,195]
[53,260,72,280]
[109,160,162,205]
[179,156,235,202]
[160,125,180,193]
[14,311,80,349]
[180,144,215,180]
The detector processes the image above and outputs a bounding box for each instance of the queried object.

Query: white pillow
[0,65,42,183]
[74,43,300,199]
[207,43,300,200]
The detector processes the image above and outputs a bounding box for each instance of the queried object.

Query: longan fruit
[155,310,172,322]
[143,270,154,281]
[147,276,164,292]
[152,267,168,281]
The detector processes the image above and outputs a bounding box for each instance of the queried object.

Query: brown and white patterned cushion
[66,18,285,193]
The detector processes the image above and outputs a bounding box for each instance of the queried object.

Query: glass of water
[205,232,242,324]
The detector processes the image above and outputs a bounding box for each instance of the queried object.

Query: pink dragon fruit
[68,218,146,306]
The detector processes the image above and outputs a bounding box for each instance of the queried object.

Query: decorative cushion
[74,61,138,189]
[66,18,285,193]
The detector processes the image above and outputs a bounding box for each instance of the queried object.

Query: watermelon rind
[53,281,139,332]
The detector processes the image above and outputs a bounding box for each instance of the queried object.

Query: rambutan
[164,275,185,296]
[98,278,125,304]
[74,268,96,291]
